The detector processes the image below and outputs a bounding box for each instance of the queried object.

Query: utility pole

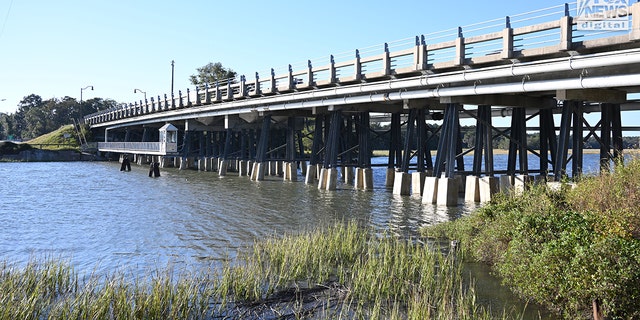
[171,60,175,95]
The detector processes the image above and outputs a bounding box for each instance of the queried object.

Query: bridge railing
[97,142,162,153]
[84,2,640,126]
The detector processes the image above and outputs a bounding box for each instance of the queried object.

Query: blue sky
[0,1,578,114]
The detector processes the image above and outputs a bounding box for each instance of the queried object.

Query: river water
[0,155,606,318]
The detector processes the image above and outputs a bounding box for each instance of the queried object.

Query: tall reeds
[0,222,502,319]
[216,222,496,319]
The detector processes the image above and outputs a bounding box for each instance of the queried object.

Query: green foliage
[1,94,116,140]
[423,160,640,319]
[189,62,237,86]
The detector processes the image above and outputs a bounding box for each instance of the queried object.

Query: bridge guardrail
[85,2,640,126]
[98,142,161,153]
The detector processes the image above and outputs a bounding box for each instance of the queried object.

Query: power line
[0,0,14,41]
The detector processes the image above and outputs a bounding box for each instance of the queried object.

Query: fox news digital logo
[577,0,630,31]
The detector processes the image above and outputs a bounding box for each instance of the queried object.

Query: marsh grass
[423,158,640,319]
[0,223,509,319]
[0,259,215,319]
[216,223,504,319]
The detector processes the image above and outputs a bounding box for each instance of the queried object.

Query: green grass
[0,223,517,319]
[422,158,640,319]
[26,125,80,151]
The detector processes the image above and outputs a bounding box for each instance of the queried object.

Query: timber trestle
[89,2,640,206]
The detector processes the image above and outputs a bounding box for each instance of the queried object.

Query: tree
[189,62,237,86]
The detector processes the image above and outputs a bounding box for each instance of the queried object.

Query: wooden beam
[440,94,556,108]
[556,89,626,103]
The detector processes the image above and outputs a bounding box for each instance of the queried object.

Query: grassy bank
[0,223,516,319]
[423,159,640,319]
[26,125,80,151]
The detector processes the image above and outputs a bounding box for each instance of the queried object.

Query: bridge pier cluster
[87,2,640,206]
[103,94,626,207]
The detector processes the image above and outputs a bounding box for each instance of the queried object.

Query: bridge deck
[85,3,640,206]
[85,2,640,129]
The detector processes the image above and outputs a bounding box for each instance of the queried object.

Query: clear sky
[0,1,576,114]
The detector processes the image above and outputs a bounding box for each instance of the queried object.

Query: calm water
[1,154,605,318]
[0,159,476,273]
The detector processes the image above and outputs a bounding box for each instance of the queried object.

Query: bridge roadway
[85,3,640,205]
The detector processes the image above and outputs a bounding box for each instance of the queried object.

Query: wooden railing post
[414,35,427,71]
[214,81,221,102]
[225,79,233,100]
[560,4,573,51]
[286,64,293,90]
[329,55,336,84]
[354,49,362,81]
[383,43,391,75]
[306,60,313,86]
[253,72,261,95]
[239,75,247,97]
[502,16,514,59]
[269,68,276,93]
[455,27,465,66]
[204,83,211,104]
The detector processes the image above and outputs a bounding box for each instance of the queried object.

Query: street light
[80,85,94,104]
[134,88,147,100]
[171,60,175,95]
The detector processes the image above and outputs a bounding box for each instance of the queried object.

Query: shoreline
[0,149,100,162]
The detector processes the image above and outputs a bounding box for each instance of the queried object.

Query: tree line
[0,94,118,141]
[0,61,236,141]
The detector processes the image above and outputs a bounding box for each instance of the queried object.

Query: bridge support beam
[431,103,461,206]
[284,117,298,182]
[218,129,233,176]
[393,107,418,195]
[539,108,557,178]
[413,107,432,195]
[600,103,624,172]
[355,112,373,190]
[320,111,342,190]
[502,106,532,193]
[179,127,193,170]
[305,115,324,184]
[464,105,496,202]
[386,112,402,188]
[251,115,271,181]
[554,101,581,180]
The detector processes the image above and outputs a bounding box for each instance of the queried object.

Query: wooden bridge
[85,2,640,205]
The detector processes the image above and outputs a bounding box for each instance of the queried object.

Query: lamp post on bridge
[80,85,94,104]
[171,60,175,95]
[134,88,147,100]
